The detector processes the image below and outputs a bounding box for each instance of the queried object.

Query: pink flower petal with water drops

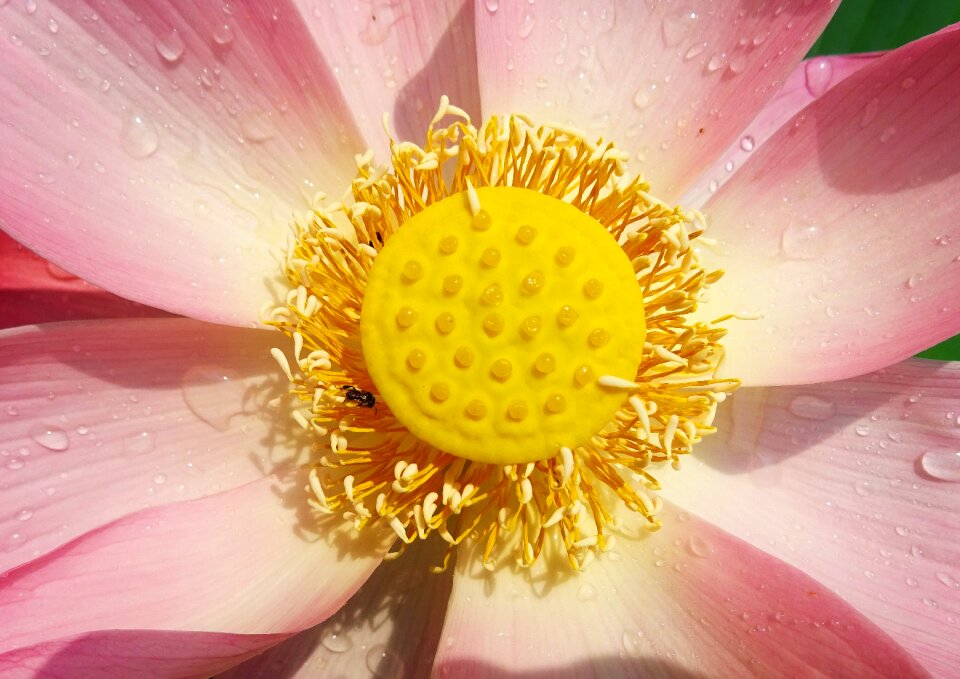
[0,475,388,676]
[697,23,960,386]
[0,1,365,327]
[0,318,294,575]
[684,52,881,209]
[219,541,454,679]
[473,0,838,200]
[0,629,287,678]
[664,359,960,676]
[0,231,170,329]
[293,0,481,159]
[432,502,926,678]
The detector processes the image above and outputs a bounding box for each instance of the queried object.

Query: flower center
[360,185,646,465]
[267,99,738,570]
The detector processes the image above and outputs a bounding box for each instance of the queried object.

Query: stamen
[266,99,737,570]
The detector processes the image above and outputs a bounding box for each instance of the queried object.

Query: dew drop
[321,630,352,653]
[780,223,826,261]
[181,366,244,432]
[155,28,186,63]
[577,583,597,601]
[788,395,836,421]
[120,113,160,159]
[240,111,276,143]
[739,135,755,152]
[935,572,958,589]
[854,424,870,437]
[5,405,18,417]
[661,10,698,47]
[30,425,69,452]
[153,473,167,485]
[124,431,154,455]
[48,18,59,34]
[706,53,727,73]
[804,57,833,97]
[518,13,536,39]
[687,535,713,558]
[683,41,707,61]
[366,644,404,677]
[859,97,880,128]
[919,449,960,482]
[212,22,234,46]
[901,76,916,89]
[621,629,644,657]
[484,0,499,12]
[16,509,32,522]
[6,458,24,471]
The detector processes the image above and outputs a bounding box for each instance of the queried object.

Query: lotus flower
[2,1,959,677]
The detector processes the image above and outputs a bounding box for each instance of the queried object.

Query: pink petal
[219,541,453,679]
[473,1,838,199]
[665,359,960,676]
[0,231,169,329]
[294,0,480,158]
[0,475,387,673]
[684,52,880,209]
[699,24,960,385]
[0,1,365,326]
[0,318,287,575]
[432,503,926,677]
[0,629,287,678]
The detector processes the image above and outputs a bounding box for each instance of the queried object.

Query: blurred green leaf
[808,0,960,361]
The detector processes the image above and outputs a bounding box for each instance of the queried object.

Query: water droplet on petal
[859,97,880,128]
[239,110,275,142]
[212,23,234,46]
[739,135,754,152]
[661,10,698,47]
[321,630,352,653]
[181,366,244,432]
[124,431,154,455]
[780,223,826,261]
[920,449,960,482]
[155,28,186,64]
[30,425,69,452]
[518,13,536,39]
[16,509,32,522]
[687,535,713,557]
[804,57,833,97]
[484,0,499,12]
[577,583,597,601]
[365,644,404,677]
[788,395,836,421]
[120,113,160,159]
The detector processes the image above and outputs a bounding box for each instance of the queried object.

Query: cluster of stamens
[265,98,737,570]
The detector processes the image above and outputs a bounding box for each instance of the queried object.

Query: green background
[806,0,960,361]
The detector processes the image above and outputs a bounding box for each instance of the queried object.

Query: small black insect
[340,385,377,411]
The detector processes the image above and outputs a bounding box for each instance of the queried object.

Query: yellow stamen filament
[267,101,736,570]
